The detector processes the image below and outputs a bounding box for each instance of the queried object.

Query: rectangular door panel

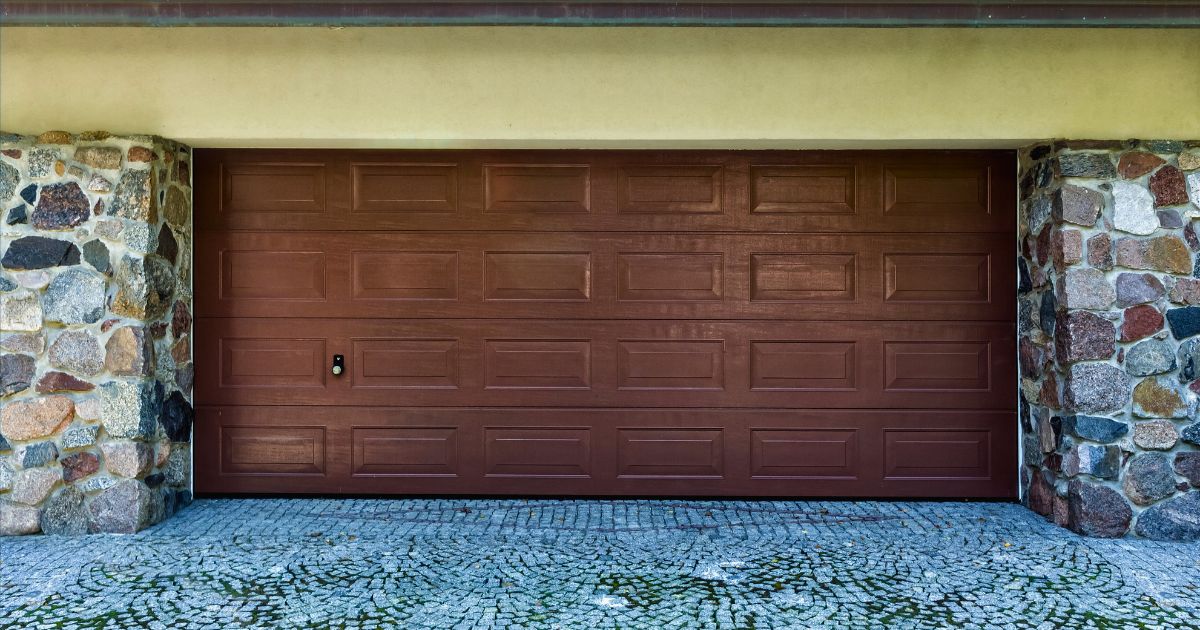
[484,427,592,477]
[484,164,591,214]
[617,428,724,478]
[750,429,859,479]
[220,250,328,301]
[483,340,592,390]
[219,161,327,216]
[351,251,459,301]
[351,163,459,215]
[351,427,459,477]
[218,338,327,389]
[750,164,857,215]
[219,425,326,476]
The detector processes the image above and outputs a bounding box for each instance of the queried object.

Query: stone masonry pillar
[1,131,194,535]
[1018,140,1200,540]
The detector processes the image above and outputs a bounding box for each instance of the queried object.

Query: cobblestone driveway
[2,499,1199,629]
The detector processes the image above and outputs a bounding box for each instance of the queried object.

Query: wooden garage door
[193,150,1017,498]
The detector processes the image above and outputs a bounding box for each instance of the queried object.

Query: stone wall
[1019,140,1200,540]
[0,131,194,535]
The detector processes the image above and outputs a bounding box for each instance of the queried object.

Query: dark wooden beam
[2,1,1199,27]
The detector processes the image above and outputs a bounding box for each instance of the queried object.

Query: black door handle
[331,354,345,376]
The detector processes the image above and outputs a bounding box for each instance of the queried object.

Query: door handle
[331,354,345,376]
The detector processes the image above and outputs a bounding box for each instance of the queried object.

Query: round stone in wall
[87,479,162,534]
[0,353,36,397]
[42,268,105,324]
[99,381,161,440]
[1123,452,1178,506]
[0,503,40,536]
[1176,452,1200,487]
[1058,268,1115,310]
[1131,377,1188,418]
[1114,273,1164,308]
[73,146,122,170]
[0,396,74,442]
[1055,185,1103,227]
[1183,423,1200,446]
[1125,339,1176,376]
[31,182,90,230]
[48,331,104,376]
[81,240,111,275]
[1134,491,1200,541]
[0,291,40,331]
[1132,420,1179,450]
[1064,363,1130,414]
[1058,153,1117,178]
[61,451,100,483]
[111,170,156,222]
[1117,151,1165,179]
[39,486,88,536]
[0,161,18,205]
[1067,480,1131,538]
[1149,165,1189,208]
[1112,182,1158,235]
[1062,415,1128,443]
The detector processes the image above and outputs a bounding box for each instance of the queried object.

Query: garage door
[193,150,1016,497]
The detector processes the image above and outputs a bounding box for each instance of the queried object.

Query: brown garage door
[193,150,1017,498]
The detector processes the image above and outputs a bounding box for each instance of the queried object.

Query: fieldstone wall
[1019,140,1200,540]
[0,131,194,535]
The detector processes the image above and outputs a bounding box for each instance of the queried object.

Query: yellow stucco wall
[1,27,1197,147]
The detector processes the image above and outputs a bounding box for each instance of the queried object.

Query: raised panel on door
[871,153,1015,233]
[618,165,724,215]
[196,231,1013,320]
[749,341,857,391]
[484,164,592,214]
[483,251,592,302]
[197,318,1013,410]
[484,427,592,477]
[217,338,327,389]
[750,164,858,215]
[219,425,326,476]
[351,251,459,301]
[883,429,993,480]
[616,252,724,302]
[750,429,859,479]
[617,428,724,478]
[483,340,592,390]
[221,162,327,216]
[617,340,726,391]
[219,250,328,301]
[351,162,459,215]
[194,407,1015,497]
[749,253,857,302]
[351,427,459,477]
[351,339,460,389]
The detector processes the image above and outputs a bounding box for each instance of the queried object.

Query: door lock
[331,354,345,376]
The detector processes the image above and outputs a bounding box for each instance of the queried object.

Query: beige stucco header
[2,27,1198,148]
